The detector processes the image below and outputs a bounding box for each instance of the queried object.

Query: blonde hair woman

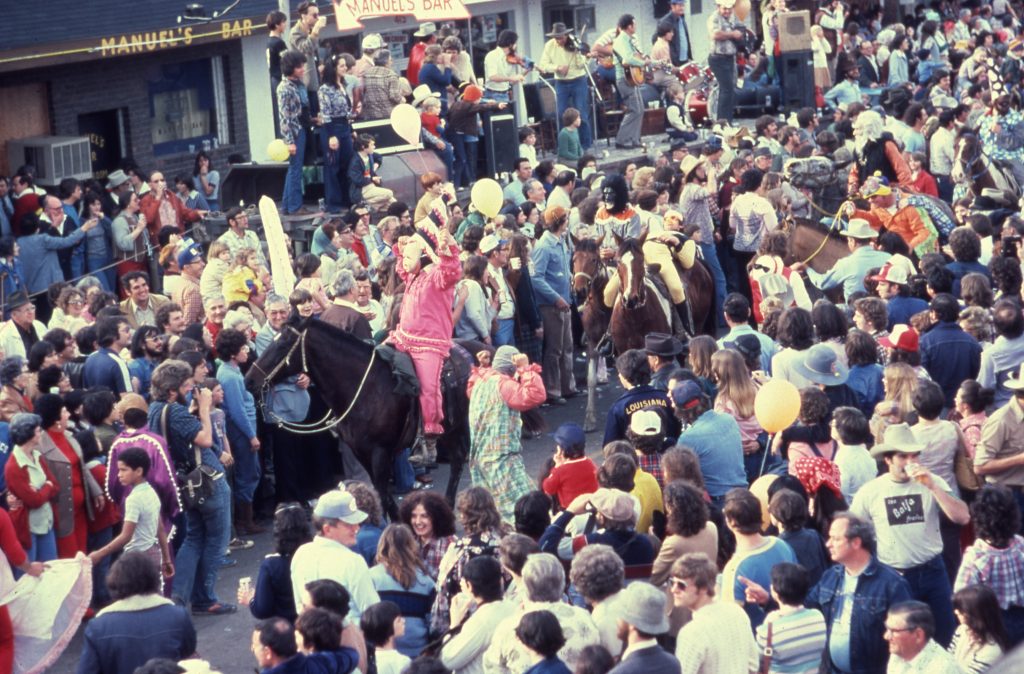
[369,523,435,657]
[712,350,764,470]
[222,249,266,306]
[870,362,920,444]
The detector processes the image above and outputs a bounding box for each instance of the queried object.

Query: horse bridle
[251,325,378,435]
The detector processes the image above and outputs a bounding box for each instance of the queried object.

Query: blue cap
[177,242,204,268]
[554,422,586,449]
[671,380,703,409]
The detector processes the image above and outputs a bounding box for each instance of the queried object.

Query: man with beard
[846,110,912,195]
[128,325,165,401]
[978,72,1024,191]
[156,302,186,338]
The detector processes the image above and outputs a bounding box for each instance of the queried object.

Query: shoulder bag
[161,403,217,509]
[758,619,774,674]
[952,421,983,492]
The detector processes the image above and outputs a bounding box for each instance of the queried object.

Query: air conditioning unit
[6,136,92,187]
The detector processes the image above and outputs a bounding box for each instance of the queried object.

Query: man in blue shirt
[605,349,680,445]
[672,380,746,504]
[126,326,164,401]
[794,218,891,301]
[532,206,576,403]
[978,299,1024,408]
[870,263,928,330]
[83,316,134,397]
[920,293,981,408]
[655,0,691,64]
[716,293,778,373]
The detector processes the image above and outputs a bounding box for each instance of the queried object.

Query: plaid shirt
[955,535,1024,609]
[360,66,404,121]
[637,453,664,490]
[419,534,455,581]
[172,274,205,327]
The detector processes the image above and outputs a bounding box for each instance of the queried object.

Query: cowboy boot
[671,301,690,340]
[237,502,266,536]
[423,435,439,469]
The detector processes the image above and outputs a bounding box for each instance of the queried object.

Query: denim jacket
[807,556,912,674]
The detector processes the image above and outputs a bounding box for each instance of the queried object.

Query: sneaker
[229,537,254,551]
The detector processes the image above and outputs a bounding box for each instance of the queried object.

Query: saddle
[375,343,472,411]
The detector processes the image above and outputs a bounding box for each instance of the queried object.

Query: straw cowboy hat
[839,218,879,240]
[1005,363,1024,391]
[414,22,437,37]
[411,84,439,108]
[870,423,926,458]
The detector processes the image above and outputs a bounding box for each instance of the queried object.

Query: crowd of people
[7,0,1024,673]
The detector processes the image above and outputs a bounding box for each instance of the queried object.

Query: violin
[506,47,535,71]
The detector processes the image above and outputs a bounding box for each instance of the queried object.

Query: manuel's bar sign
[334,0,471,32]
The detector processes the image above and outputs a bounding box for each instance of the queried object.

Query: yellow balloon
[754,378,801,433]
[470,178,503,218]
[390,103,422,145]
[735,0,751,22]
[267,139,289,162]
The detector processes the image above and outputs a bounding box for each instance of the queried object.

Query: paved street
[51,356,623,672]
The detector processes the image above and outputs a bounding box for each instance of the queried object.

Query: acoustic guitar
[626,61,679,87]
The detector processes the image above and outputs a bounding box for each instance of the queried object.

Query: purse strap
[161,402,201,470]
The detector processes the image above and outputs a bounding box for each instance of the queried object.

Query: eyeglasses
[669,577,688,591]
[884,625,915,635]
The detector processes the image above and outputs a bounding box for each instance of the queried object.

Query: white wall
[241,33,275,161]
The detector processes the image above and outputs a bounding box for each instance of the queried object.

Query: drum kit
[677,61,719,129]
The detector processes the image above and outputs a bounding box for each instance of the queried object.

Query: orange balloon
[754,378,801,433]
[735,0,751,21]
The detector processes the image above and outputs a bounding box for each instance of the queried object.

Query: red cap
[878,324,919,352]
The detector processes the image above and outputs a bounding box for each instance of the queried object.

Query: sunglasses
[669,577,688,591]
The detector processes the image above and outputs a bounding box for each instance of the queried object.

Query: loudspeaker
[377,150,447,206]
[524,82,558,122]
[484,113,518,177]
[780,50,815,111]
[352,118,420,155]
[218,163,288,208]
[778,10,811,53]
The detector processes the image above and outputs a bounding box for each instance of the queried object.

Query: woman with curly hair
[989,254,1022,300]
[955,485,1024,645]
[369,524,435,656]
[651,481,718,587]
[712,349,765,482]
[771,308,816,388]
[238,501,312,622]
[569,544,625,656]
[431,487,506,634]
[343,480,385,566]
[398,491,456,581]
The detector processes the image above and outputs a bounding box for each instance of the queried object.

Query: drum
[677,62,707,91]
[685,89,709,128]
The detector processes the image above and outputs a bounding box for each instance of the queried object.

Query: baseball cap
[878,324,919,352]
[177,242,204,268]
[630,409,663,436]
[869,263,909,285]
[479,234,507,255]
[554,422,586,449]
[589,488,637,523]
[313,490,368,524]
[671,380,703,409]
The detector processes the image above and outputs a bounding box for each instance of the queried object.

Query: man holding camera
[290,1,327,117]
[539,23,593,150]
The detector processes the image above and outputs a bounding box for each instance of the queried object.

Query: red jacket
[139,191,201,241]
[407,42,427,87]
[86,462,122,533]
[4,451,59,550]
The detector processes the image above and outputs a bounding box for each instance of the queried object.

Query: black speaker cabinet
[779,50,815,112]
[218,163,288,209]
[484,113,518,178]
[377,150,447,206]
[352,118,421,156]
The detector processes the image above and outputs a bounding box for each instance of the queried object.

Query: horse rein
[253,326,378,435]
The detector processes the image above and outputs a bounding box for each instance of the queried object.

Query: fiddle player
[484,29,525,105]
[612,14,649,150]
[708,0,741,124]
[539,23,593,151]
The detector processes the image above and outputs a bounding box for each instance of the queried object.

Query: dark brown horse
[572,238,611,432]
[611,235,671,351]
[953,131,1021,201]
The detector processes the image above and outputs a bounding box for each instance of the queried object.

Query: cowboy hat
[870,422,926,458]
[610,582,671,635]
[839,218,879,239]
[679,155,702,178]
[793,343,850,386]
[546,22,573,37]
[413,22,437,37]
[361,33,383,51]
[1005,363,1024,391]
[717,0,737,7]
[106,170,130,188]
[411,84,440,108]
[645,332,684,357]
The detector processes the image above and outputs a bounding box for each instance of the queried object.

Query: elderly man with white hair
[846,109,912,195]
[320,269,372,341]
[483,553,601,674]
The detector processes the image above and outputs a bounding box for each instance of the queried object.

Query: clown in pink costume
[390,218,462,465]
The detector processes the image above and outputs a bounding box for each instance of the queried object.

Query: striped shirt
[755,607,827,674]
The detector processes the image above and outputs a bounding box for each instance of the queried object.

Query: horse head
[951,133,978,185]
[784,156,837,192]
[244,316,311,395]
[571,238,603,303]
[617,238,647,310]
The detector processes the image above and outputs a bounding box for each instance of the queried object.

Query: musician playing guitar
[708,0,742,124]
[612,14,648,149]
[539,23,594,150]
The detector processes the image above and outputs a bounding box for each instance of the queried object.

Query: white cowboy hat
[717,0,737,7]
[411,84,439,108]
[839,218,879,239]
[414,22,437,37]
[1006,363,1024,391]
[870,423,926,458]
[679,155,701,178]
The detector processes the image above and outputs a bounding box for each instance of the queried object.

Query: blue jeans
[494,318,516,347]
[556,76,592,149]
[27,529,56,563]
[899,555,955,647]
[281,129,307,214]
[449,133,477,188]
[321,121,353,212]
[482,90,511,104]
[172,475,231,609]
[431,140,456,183]
[88,527,114,607]
[708,54,736,123]
[87,256,115,292]
[698,241,727,328]
[228,427,261,504]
